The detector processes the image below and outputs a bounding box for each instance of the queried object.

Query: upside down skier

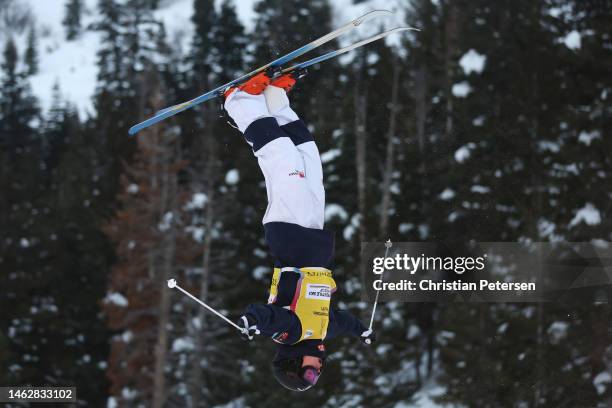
[223,72,376,391]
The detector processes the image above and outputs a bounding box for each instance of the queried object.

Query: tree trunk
[443,0,459,140]
[415,64,428,210]
[189,108,217,407]
[354,60,368,287]
[379,62,401,238]
[151,95,178,408]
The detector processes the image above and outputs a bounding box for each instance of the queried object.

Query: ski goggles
[299,366,321,386]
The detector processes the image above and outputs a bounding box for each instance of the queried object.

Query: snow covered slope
[20,0,401,118]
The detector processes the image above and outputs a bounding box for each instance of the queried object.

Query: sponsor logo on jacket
[304,284,331,300]
[288,169,305,178]
[272,331,289,343]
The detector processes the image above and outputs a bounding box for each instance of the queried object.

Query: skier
[223,72,376,391]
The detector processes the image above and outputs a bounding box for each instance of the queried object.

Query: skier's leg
[264,85,325,229]
[224,87,321,229]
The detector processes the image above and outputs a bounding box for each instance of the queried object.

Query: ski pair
[128,10,419,136]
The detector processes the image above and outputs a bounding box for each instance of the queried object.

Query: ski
[128,9,394,136]
[281,26,419,75]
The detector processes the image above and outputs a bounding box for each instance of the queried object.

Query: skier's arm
[327,309,368,339]
[244,303,297,336]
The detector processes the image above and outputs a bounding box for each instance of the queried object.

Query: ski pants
[224,89,325,229]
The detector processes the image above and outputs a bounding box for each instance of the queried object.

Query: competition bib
[268,267,336,342]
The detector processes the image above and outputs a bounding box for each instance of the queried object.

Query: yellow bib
[268,267,336,342]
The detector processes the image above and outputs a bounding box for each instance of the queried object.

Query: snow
[547,3,573,19]
[407,324,421,339]
[538,218,557,239]
[19,238,30,248]
[121,331,133,343]
[569,203,601,228]
[452,81,472,98]
[547,321,569,345]
[172,337,195,352]
[107,397,118,408]
[578,130,601,146]
[104,292,128,307]
[454,144,474,163]
[127,183,139,194]
[158,211,174,231]
[538,140,560,153]
[459,49,486,74]
[472,115,485,126]
[418,224,429,239]
[156,0,195,49]
[225,169,240,185]
[471,185,490,194]
[121,387,137,400]
[562,30,581,50]
[343,214,361,241]
[23,0,202,117]
[187,226,205,242]
[593,371,612,395]
[401,381,453,408]
[320,148,342,164]
[252,266,268,280]
[253,248,267,258]
[439,188,455,201]
[398,223,413,233]
[25,0,100,117]
[325,203,349,222]
[187,193,208,209]
[223,0,257,30]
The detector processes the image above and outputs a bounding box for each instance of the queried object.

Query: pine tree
[172,1,258,405]
[93,3,199,407]
[63,0,83,40]
[103,81,198,407]
[92,0,171,203]
[24,26,38,76]
[0,35,41,392]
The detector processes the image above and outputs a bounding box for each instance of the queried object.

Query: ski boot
[269,68,307,93]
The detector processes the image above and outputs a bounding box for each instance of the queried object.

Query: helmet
[272,358,321,392]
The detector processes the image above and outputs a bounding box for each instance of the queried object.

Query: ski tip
[128,126,139,136]
[369,9,394,15]
[352,9,393,26]
[396,26,422,33]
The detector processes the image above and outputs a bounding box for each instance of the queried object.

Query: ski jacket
[245,267,366,359]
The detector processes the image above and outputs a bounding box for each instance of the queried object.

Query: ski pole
[365,239,392,344]
[167,279,259,338]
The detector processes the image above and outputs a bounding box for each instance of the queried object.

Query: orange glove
[270,73,296,92]
[224,72,271,99]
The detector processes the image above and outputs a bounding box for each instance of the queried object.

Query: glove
[237,314,260,341]
[360,329,376,345]
[241,72,271,95]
